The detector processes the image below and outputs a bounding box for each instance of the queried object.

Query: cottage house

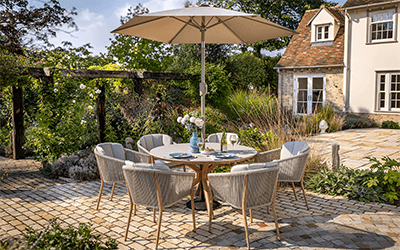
[275,0,400,123]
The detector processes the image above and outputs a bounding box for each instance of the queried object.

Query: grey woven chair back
[281,141,309,159]
[137,134,174,154]
[94,143,126,183]
[206,133,240,144]
[277,146,310,182]
[123,165,194,208]
[208,166,279,210]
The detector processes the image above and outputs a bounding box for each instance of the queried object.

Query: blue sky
[48,0,347,55]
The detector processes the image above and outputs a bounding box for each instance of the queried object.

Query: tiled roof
[275,6,344,68]
[343,0,395,8]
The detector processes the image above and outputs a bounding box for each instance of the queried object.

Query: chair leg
[96,180,104,210]
[267,205,270,214]
[250,209,253,223]
[242,207,250,249]
[155,208,163,249]
[153,208,156,223]
[134,204,137,215]
[291,182,298,200]
[300,180,310,210]
[190,179,196,232]
[242,175,250,249]
[271,202,280,240]
[110,182,116,201]
[125,202,134,241]
[183,165,186,172]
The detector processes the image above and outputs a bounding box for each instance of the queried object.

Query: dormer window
[316,25,330,41]
[371,10,394,41]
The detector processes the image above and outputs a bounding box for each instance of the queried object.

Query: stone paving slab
[307,128,400,170]
[0,169,399,250]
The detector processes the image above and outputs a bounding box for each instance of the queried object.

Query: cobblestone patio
[1,129,400,249]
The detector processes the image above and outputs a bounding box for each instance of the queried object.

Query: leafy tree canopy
[205,0,336,54]
[0,0,78,55]
[107,4,173,72]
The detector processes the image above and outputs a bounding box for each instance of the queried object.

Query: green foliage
[169,43,233,72]
[180,62,232,108]
[23,48,118,162]
[365,157,400,203]
[225,52,268,89]
[237,127,278,151]
[306,156,400,204]
[23,217,117,250]
[227,88,277,121]
[343,115,377,129]
[303,105,341,134]
[262,56,281,93]
[107,4,172,71]
[0,0,77,54]
[0,50,32,89]
[381,120,400,129]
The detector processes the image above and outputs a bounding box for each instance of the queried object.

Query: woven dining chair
[207,164,280,249]
[256,141,311,209]
[94,142,149,210]
[137,134,186,171]
[123,164,196,248]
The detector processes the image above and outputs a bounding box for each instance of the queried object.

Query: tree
[0,0,77,159]
[205,0,336,54]
[0,0,77,55]
[226,52,268,89]
[107,4,172,71]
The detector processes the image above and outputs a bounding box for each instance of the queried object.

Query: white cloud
[142,0,187,13]
[48,9,110,54]
[114,3,132,20]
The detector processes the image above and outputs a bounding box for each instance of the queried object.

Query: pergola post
[96,83,106,143]
[11,85,25,159]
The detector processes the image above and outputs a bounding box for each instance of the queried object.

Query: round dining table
[149,143,257,212]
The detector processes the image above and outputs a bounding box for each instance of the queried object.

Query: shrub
[225,52,267,89]
[343,115,377,129]
[22,217,117,250]
[41,149,99,181]
[178,62,232,108]
[306,156,400,204]
[381,120,400,129]
[228,89,344,152]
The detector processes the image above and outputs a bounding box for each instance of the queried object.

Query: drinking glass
[197,138,204,150]
[229,135,237,149]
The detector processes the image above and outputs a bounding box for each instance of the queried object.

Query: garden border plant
[306,156,400,205]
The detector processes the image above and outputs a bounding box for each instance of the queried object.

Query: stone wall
[279,67,344,113]
[347,113,400,125]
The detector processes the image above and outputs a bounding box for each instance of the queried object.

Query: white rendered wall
[310,9,339,42]
[347,8,400,114]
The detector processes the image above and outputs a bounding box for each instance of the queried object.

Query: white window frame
[376,72,400,112]
[369,9,396,43]
[316,25,331,41]
[294,75,326,115]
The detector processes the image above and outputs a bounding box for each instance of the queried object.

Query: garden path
[1,152,400,249]
[307,128,400,170]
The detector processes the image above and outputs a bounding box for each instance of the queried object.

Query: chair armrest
[125,148,150,163]
[256,148,281,163]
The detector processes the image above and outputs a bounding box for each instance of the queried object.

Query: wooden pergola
[10,67,192,159]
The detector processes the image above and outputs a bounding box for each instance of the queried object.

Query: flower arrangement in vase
[177,114,204,153]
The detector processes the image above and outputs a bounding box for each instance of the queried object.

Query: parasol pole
[200,18,207,143]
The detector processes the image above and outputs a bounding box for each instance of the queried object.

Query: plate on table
[200,150,215,155]
[169,153,192,159]
[214,152,235,158]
